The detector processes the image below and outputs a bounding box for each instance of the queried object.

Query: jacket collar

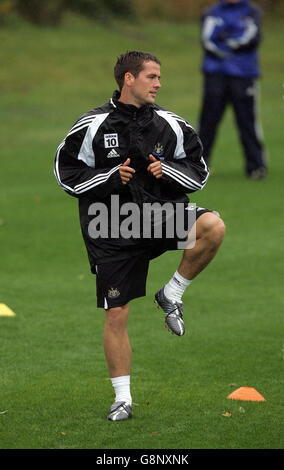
[110,90,153,116]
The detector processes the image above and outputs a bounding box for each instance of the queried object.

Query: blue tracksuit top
[201,0,262,77]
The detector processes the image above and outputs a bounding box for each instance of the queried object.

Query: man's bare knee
[197,212,226,245]
[105,304,129,330]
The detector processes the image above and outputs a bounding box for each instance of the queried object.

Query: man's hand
[147,154,162,179]
[119,158,135,184]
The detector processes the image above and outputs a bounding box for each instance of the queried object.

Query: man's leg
[103,304,131,379]
[230,77,267,177]
[155,212,225,335]
[97,256,149,419]
[178,212,225,280]
[198,74,228,165]
[104,303,133,421]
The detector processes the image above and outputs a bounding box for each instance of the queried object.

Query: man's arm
[201,12,230,59]
[226,6,262,51]
[54,124,125,198]
[160,132,209,194]
[148,112,209,194]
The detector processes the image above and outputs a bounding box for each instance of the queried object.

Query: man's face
[128,61,161,107]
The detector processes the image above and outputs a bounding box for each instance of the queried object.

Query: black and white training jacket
[54,90,209,267]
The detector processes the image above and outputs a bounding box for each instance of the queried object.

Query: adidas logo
[107,149,120,158]
[173,276,181,286]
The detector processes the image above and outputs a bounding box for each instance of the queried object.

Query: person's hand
[147,154,162,179]
[119,158,135,184]
[226,38,240,49]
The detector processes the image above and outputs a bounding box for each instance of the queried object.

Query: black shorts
[96,207,213,309]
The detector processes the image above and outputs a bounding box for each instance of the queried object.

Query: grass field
[0,13,283,450]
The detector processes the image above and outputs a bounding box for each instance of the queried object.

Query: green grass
[0,13,284,450]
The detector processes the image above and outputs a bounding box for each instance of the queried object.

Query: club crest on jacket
[152,142,164,157]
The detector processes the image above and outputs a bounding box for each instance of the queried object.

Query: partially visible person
[198,0,267,179]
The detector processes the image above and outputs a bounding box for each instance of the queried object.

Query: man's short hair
[114,51,161,91]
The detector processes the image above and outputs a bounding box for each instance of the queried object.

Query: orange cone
[227,387,266,402]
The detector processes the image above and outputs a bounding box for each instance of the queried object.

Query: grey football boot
[107,401,132,421]
[154,286,185,336]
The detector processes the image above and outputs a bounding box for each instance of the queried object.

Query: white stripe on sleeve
[161,163,203,191]
[77,113,109,168]
[74,164,122,194]
[155,109,186,160]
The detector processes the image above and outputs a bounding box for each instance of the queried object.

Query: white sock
[164,270,192,303]
[111,375,132,405]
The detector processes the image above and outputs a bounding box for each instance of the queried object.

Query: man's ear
[124,72,135,87]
